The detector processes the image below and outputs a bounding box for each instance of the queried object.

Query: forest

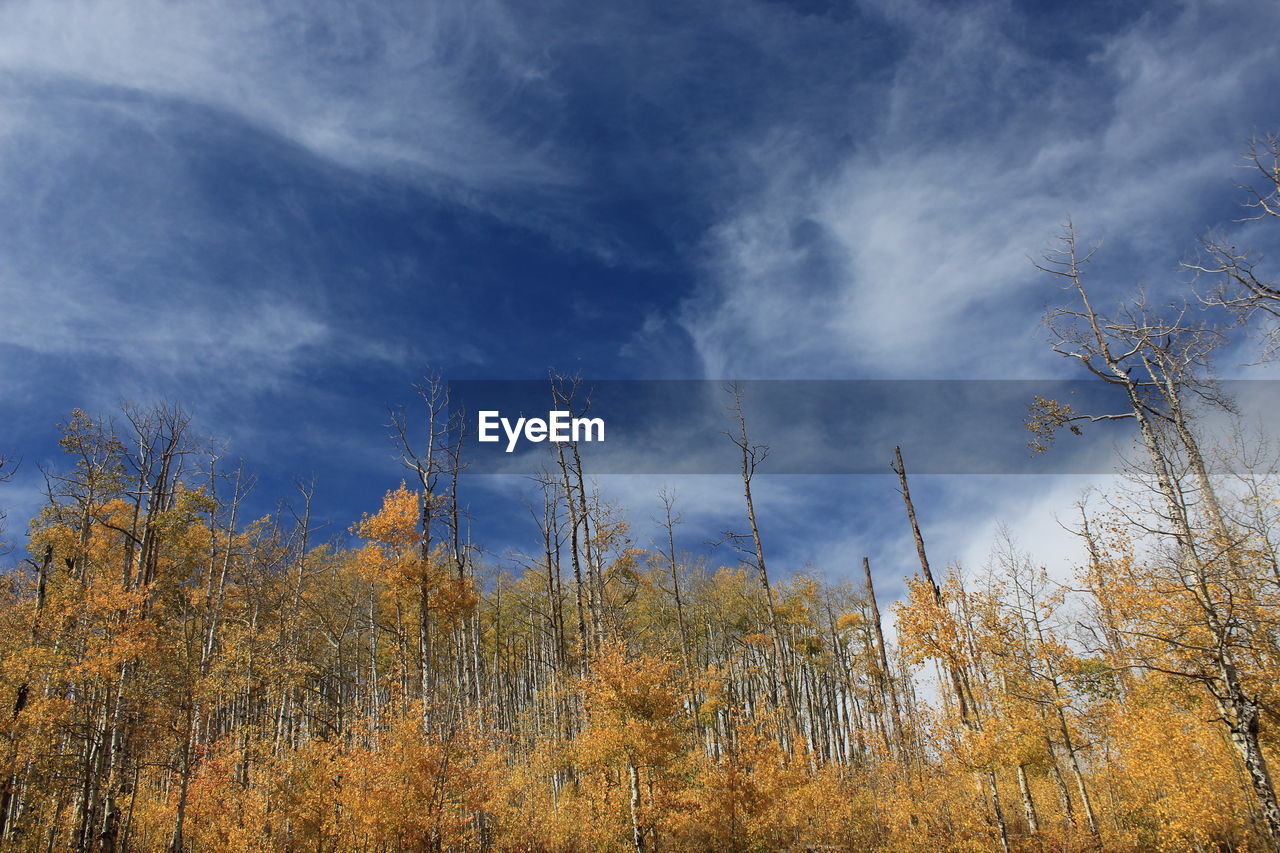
[1,137,1280,853]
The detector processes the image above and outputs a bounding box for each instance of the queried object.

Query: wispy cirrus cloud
[0,0,580,415]
[0,0,569,190]
[683,0,1280,380]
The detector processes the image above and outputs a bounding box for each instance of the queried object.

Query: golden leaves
[351,482,421,549]
[1026,395,1082,453]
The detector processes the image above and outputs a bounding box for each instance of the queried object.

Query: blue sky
[3,0,1280,601]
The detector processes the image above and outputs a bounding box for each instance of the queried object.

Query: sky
[2,0,1280,603]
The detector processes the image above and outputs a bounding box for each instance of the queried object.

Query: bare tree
[721,383,802,756]
[390,372,464,712]
[550,374,601,666]
[861,557,906,762]
[1188,133,1280,359]
[658,489,699,732]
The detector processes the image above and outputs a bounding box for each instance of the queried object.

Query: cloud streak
[683,0,1280,379]
[0,0,570,190]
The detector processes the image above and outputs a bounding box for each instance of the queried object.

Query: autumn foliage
[0,402,1278,853]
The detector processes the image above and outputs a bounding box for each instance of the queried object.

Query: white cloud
[682,0,1280,380]
[0,0,568,190]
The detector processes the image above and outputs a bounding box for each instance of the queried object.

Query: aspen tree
[862,556,907,763]
[893,446,1014,852]
[167,459,251,853]
[658,489,699,734]
[391,372,462,711]
[0,544,51,840]
[723,383,802,756]
[1036,228,1280,848]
